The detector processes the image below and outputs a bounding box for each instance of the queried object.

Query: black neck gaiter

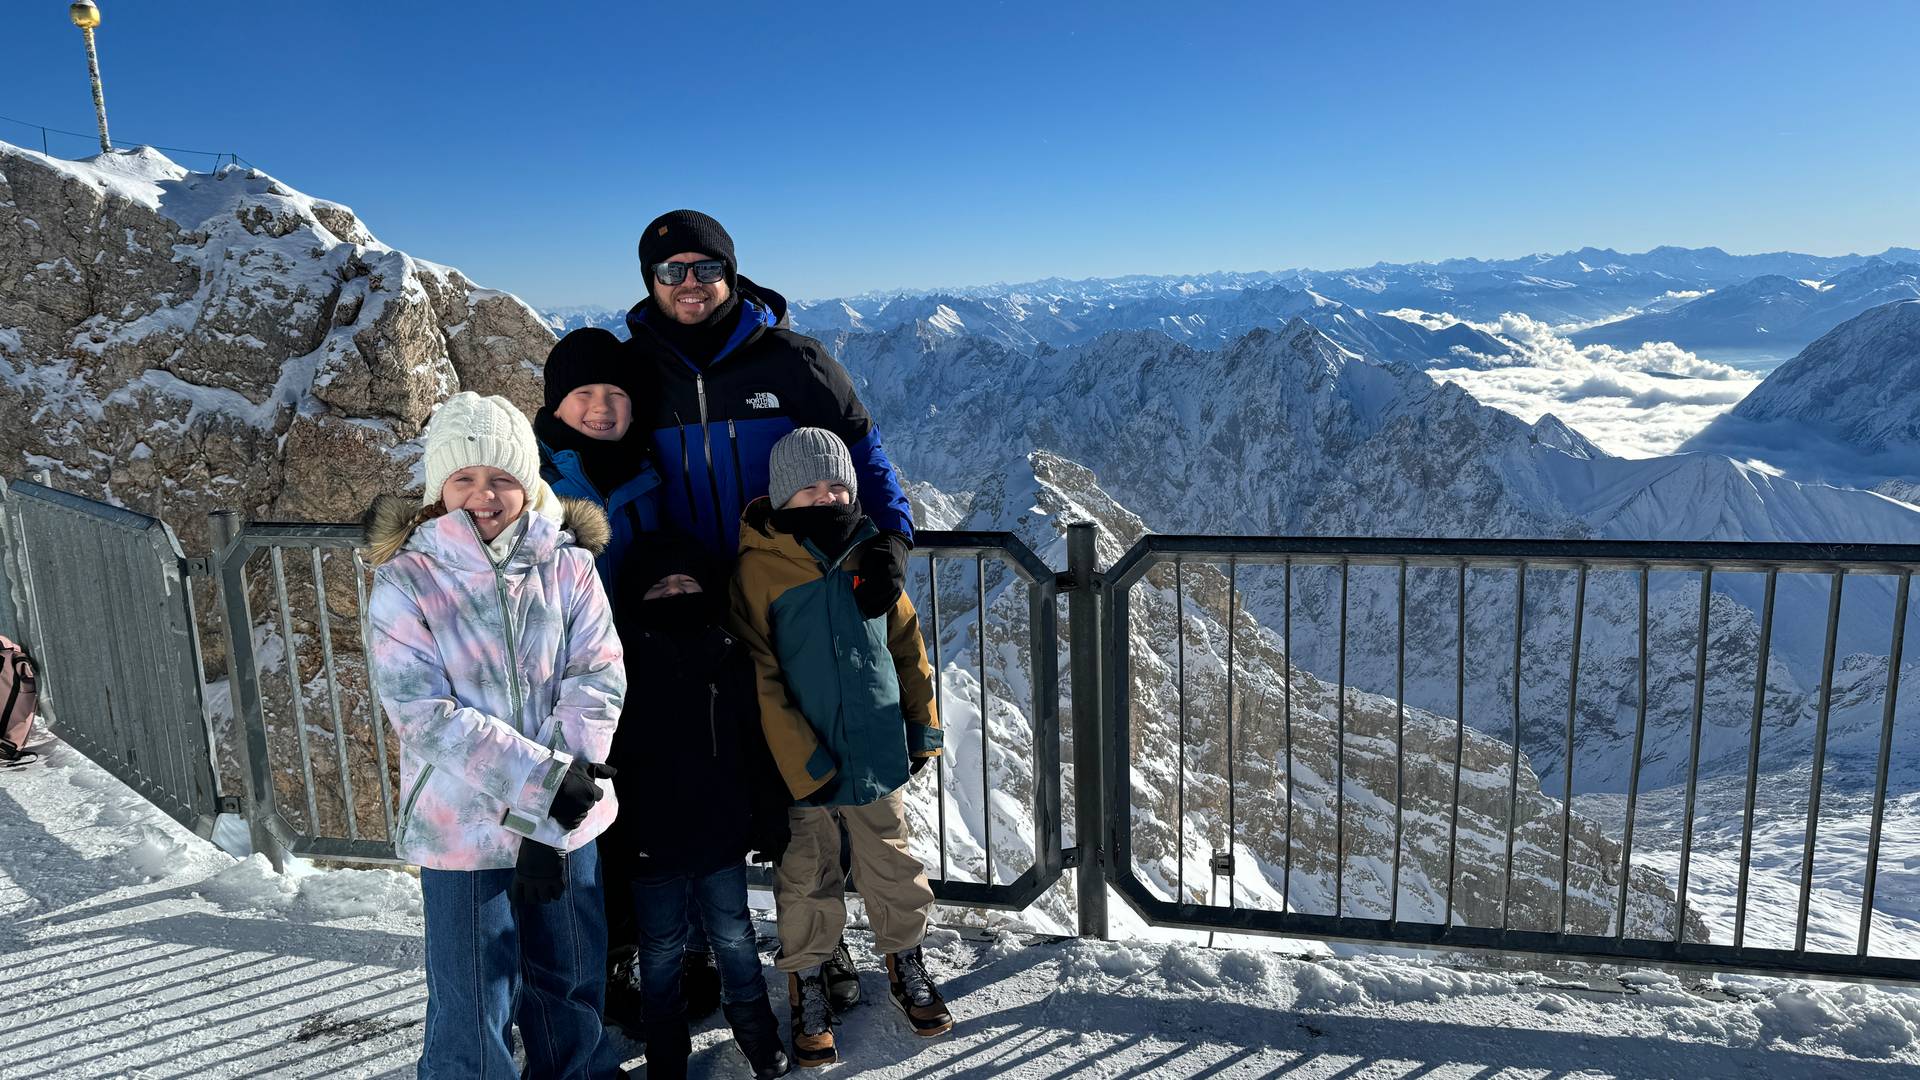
[770,502,865,563]
[637,590,717,633]
[646,294,744,367]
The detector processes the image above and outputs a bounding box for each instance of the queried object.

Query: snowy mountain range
[1681,298,1920,492]
[539,304,629,336]
[1572,260,1920,358]
[771,245,1920,345]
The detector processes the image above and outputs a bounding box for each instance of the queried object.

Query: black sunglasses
[652,259,727,286]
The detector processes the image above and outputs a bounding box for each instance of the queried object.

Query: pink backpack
[1,634,38,764]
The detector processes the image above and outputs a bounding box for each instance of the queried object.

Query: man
[623,209,913,617]
[623,210,916,1016]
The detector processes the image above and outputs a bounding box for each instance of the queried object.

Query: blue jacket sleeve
[792,337,917,543]
[849,426,914,543]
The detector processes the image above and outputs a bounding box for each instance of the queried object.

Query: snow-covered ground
[6,731,1920,1079]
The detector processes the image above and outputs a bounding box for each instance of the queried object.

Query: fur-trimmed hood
[364,495,612,568]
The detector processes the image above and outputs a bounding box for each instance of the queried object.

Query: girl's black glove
[854,530,911,619]
[512,842,567,904]
[549,760,617,830]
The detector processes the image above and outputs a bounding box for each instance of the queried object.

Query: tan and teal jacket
[729,497,940,806]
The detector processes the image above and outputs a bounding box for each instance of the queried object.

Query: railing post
[1067,522,1109,939]
[208,509,287,872]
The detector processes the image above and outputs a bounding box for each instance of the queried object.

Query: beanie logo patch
[656,226,670,236]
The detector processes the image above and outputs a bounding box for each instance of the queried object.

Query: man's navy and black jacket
[624,278,914,558]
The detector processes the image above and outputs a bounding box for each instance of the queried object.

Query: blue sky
[4,1,1916,308]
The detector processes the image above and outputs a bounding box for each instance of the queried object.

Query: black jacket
[623,277,915,559]
[602,609,789,880]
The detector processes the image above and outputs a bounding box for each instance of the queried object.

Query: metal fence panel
[0,478,219,837]
[1101,534,1920,984]
[215,519,1070,913]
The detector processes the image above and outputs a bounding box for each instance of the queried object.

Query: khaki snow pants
[774,787,933,971]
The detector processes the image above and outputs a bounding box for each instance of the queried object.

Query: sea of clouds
[1390,309,1760,459]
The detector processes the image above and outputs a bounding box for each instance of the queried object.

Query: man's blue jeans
[418,840,619,1079]
[631,862,768,1020]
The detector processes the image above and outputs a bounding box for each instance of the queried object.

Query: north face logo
[745,392,780,410]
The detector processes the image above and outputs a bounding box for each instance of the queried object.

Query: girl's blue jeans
[418,839,620,1079]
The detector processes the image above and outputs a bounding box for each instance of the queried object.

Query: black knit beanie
[638,209,737,292]
[542,327,631,412]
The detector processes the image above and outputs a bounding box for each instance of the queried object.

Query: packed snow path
[4,735,1918,1079]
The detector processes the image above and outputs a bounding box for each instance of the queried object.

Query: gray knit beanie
[767,427,857,509]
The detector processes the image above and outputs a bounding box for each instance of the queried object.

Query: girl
[365,391,627,1079]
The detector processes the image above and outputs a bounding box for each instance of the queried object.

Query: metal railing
[206,511,1069,911]
[1099,535,1920,983]
[6,475,1918,985]
[209,512,400,865]
[0,477,220,837]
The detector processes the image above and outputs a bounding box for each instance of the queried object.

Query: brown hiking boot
[787,970,838,1068]
[885,945,953,1037]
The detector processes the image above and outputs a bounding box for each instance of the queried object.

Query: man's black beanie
[542,326,634,412]
[638,209,737,291]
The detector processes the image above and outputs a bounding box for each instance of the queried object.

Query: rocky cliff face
[0,142,555,550]
[1,142,559,839]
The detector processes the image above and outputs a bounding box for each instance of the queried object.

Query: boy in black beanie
[535,326,664,609]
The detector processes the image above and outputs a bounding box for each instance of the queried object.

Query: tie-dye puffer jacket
[364,495,625,870]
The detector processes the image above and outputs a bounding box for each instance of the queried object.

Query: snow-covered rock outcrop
[0,140,556,548]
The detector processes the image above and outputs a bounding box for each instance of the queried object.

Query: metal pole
[1175,557,1186,901]
[209,509,285,871]
[1795,571,1846,952]
[1675,567,1712,941]
[1733,568,1778,948]
[81,28,110,153]
[1067,522,1107,939]
[929,556,947,883]
[1617,565,1650,938]
[1859,570,1910,955]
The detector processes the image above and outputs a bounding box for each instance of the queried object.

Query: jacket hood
[737,496,874,571]
[624,274,790,340]
[365,494,610,568]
